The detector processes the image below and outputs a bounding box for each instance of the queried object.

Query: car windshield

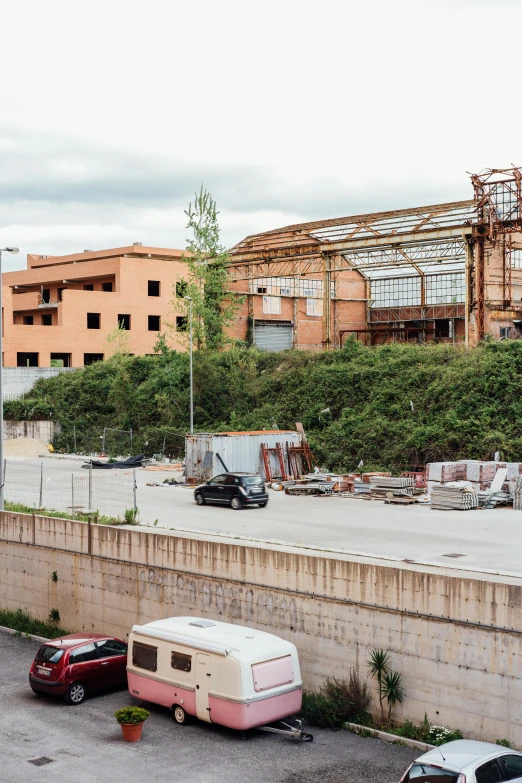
[35,645,65,664]
[407,764,460,782]
[241,477,264,485]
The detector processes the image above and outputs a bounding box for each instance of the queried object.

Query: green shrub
[0,608,70,638]
[9,342,522,471]
[114,706,150,725]
[496,739,512,748]
[301,671,371,729]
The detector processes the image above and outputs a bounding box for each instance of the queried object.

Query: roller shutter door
[254,322,293,351]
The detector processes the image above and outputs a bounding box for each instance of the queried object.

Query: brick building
[228,167,522,350]
[2,244,189,367]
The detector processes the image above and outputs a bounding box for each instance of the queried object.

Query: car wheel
[258,501,268,508]
[31,687,42,696]
[231,497,243,510]
[195,493,206,506]
[65,682,87,705]
[173,705,188,724]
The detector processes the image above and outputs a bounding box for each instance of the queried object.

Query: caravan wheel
[173,705,188,725]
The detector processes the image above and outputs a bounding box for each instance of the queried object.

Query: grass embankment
[5,501,136,526]
[0,608,70,638]
[6,340,522,472]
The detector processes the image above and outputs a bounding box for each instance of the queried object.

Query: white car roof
[418,740,515,771]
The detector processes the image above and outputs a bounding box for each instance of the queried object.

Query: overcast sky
[1,0,520,271]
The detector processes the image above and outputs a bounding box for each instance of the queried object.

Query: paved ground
[0,631,417,783]
[6,456,522,576]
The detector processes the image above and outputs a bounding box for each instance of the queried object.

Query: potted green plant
[114,706,150,742]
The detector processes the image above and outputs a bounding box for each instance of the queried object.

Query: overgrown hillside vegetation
[6,340,522,472]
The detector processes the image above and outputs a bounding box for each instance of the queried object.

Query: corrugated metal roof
[188,430,296,437]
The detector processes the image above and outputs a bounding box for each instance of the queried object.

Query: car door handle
[101,661,110,665]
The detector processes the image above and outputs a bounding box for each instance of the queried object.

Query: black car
[194,473,269,510]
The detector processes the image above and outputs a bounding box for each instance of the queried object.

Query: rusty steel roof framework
[228,200,476,282]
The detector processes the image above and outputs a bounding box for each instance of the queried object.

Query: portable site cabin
[127,617,302,731]
[185,430,302,483]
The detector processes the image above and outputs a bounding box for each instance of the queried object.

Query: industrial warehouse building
[3,166,522,365]
[229,166,522,350]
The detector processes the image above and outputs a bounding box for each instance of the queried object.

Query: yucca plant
[381,669,405,720]
[367,649,391,720]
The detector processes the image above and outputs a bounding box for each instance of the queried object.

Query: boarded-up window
[262,296,281,315]
[132,641,157,672]
[251,655,294,692]
[306,298,323,316]
[171,651,192,672]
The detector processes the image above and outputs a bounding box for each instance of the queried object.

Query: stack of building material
[514,477,522,511]
[370,476,415,499]
[430,484,479,511]
[362,472,391,483]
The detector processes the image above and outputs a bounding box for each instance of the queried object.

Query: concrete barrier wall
[1,510,522,745]
[4,420,61,441]
[3,367,76,400]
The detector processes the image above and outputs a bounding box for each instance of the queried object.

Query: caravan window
[252,655,294,692]
[171,652,192,672]
[132,642,157,672]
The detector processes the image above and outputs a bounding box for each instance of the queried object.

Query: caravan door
[195,653,212,722]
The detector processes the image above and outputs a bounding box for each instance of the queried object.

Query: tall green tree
[173,186,242,350]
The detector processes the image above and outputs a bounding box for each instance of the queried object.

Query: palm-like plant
[381,669,405,720]
[367,649,391,720]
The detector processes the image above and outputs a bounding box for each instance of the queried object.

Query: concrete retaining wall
[4,420,61,441]
[3,366,76,401]
[1,510,521,745]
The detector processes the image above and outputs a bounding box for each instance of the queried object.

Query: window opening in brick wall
[148,280,161,296]
[175,280,187,297]
[50,353,71,367]
[102,281,113,292]
[176,316,187,331]
[87,312,101,329]
[83,284,94,291]
[118,314,131,330]
[425,273,465,305]
[371,277,421,308]
[23,315,33,325]
[17,352,39,367]
[148,315,161,331]
[42,313,53,326]
[306,298,323,316]
[512,249,522,268]
[500,326,511,339]
[262,296,282,314]
[84,353,104,365]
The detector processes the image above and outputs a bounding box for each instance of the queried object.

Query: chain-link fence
[4,460,136,520]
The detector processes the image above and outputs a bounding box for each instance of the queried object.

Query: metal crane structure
[228,167,522,349]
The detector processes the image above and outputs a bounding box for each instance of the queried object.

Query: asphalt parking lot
[0,631,417,783]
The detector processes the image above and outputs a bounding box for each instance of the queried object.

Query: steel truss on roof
[228,201,475,283]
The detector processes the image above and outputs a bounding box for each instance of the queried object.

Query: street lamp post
[0,247,20,510]
[184,296,194,434]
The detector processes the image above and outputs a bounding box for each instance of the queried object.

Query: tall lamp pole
[184,296,193,434]
[0,247,20,510]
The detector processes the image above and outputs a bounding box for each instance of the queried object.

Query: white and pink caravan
[127,616,308,737]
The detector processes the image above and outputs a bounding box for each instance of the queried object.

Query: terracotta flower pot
[120,721,145,742]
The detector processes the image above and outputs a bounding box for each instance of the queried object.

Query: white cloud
[0,0,520,270]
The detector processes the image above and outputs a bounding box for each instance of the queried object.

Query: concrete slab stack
[514,477,522,511]
[430,484,479,510]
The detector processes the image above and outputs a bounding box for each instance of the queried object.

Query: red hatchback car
[29,634,128,705]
